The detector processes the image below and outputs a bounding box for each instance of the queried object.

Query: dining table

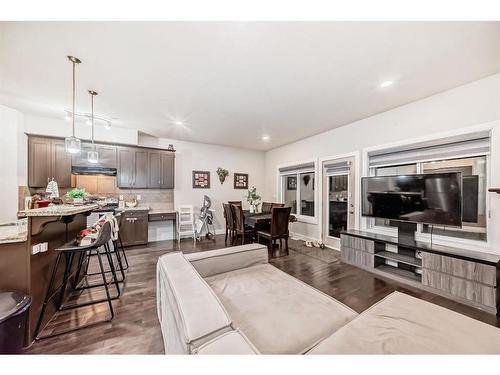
[243,211,296,227]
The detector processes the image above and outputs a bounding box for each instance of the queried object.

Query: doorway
[322,156,356,249]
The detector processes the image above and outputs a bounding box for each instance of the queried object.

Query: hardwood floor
[26,235,500,354]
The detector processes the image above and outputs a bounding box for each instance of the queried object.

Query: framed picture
[234,173,248,189]
[192,170,210,188]
[287,176,297,190]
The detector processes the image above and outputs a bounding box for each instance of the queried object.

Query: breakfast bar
[0,204,98,345]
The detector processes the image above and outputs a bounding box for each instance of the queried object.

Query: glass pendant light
[87,90,99,164]
[65,56,82,154]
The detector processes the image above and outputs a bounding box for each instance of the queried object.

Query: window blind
[368,132,490,168]
[279,162,315,175]
[324,160,351,174]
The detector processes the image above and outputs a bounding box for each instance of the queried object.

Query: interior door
[322,157,356,249]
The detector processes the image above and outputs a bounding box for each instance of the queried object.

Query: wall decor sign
[287,176,297,190]
[234,173,249,189]
[192,170,210,188]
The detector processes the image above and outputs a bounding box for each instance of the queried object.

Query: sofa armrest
[184,243,268,277]
[194,330,260,355]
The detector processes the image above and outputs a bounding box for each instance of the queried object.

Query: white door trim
[318,151,360,247]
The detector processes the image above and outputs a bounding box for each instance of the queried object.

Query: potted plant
[66,188,88,205]
[216,167,229,184]
[246,186,261,213]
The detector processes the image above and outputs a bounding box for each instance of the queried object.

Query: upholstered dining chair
[271,202,285,210]
[257,207,292,258]
[228,200,242,206]
[232,204,255,245]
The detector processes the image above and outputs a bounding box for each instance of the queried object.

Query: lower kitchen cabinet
[119,210,149,247]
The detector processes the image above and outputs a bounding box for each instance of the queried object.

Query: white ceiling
[1,22,500,151]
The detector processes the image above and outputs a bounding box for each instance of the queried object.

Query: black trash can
[0,291,32,354]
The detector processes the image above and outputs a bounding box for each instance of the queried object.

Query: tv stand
[340,229,500,315]
[390,220,417,246]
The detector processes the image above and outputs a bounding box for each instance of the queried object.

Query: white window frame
[276,159,319,224]
[361,122,498,251]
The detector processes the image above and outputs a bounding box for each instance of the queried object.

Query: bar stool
[34,222,118,340]
[80,213,128,283]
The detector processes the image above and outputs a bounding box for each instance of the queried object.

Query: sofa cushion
[308,291,500,354]
[205,263,357,354]
[157,252,232,354]
[185,243,268,277]
[195,330,260,355]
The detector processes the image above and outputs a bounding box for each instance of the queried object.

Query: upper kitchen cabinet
[117,147,150,188]
[28,136,72,188]
[160,151,175,189]
[147,150,175,189]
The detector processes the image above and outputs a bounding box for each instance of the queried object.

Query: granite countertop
[18,204,99,217]
[0,220,28,244]
[115,206,151,212]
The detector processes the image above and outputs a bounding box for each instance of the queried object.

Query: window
[279,162,316,219]
[368,132,490,243]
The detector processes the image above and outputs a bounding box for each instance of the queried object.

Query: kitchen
[0,132,176,345]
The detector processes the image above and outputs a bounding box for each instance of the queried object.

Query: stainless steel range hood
[72,166,117,176]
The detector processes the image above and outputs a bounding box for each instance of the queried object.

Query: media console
[340,229,500,314]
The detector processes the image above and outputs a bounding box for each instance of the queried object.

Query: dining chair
[222,203,236,243]
[228,200,242,206]
[257,207,292,258]
[271,203,285,210]
[232,204,255,245]
[261,202,273,214]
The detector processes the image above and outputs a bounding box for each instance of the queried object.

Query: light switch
[31,244,40,255]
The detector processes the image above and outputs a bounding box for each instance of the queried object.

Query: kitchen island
[0,204,98,345]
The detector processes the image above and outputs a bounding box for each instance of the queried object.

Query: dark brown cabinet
[119,210,149,247]
[160,152,175,189]
[147,150,175,189]
[117,147,149,188]
[28,136,72,188]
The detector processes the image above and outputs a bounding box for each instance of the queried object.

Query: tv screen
[361,173,462,226]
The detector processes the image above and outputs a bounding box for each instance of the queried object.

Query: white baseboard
[289,231,319,243]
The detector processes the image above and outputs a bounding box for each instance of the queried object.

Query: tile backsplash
[20,175,174,212]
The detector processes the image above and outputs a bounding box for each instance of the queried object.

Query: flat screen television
[361,173,462,227]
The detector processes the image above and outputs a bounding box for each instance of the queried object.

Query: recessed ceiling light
[262,135,270,142]
[173,120,184,126]
[379,80,393,88]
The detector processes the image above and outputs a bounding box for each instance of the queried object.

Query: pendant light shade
[87,90,99,164]
[65,56,82,154]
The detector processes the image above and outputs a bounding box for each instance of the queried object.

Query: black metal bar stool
[34,222,118,340]
[79,213,129,283]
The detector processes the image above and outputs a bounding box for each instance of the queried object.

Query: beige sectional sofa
[156,244,500,354]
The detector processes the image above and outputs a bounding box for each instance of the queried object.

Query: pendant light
[87,90,99,164]
[65,56,82,154]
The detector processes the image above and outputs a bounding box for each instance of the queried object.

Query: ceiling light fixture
[87,90,99,164]
[173,120,184,126]
[262,135,270,142]
[379,80,393,88]
[64,56,82,154]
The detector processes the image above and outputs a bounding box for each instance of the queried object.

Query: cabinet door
[117,147,134,188]
[51,139,72,188]
[133,149,149,188]
[133,215,149,245]
[160,152,175,189]
[120,214,148,247]
[148,151,161,188]
[28,137,51,187]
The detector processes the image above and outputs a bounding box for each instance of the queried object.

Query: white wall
[139,134,266,233]
[0,105,24,223]
[264,73,500,252]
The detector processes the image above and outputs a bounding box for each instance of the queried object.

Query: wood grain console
[340,230,500,314]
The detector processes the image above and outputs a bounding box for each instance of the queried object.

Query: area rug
[289,243,340,264]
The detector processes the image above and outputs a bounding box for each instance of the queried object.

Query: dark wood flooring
[26,235,500,354]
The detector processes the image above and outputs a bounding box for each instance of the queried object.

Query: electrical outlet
[40,242,48,252]
[31,244,40,255]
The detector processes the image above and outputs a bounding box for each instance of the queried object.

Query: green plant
[66,188,88,200]
[216,167,229,184]
[246,186,261,206]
